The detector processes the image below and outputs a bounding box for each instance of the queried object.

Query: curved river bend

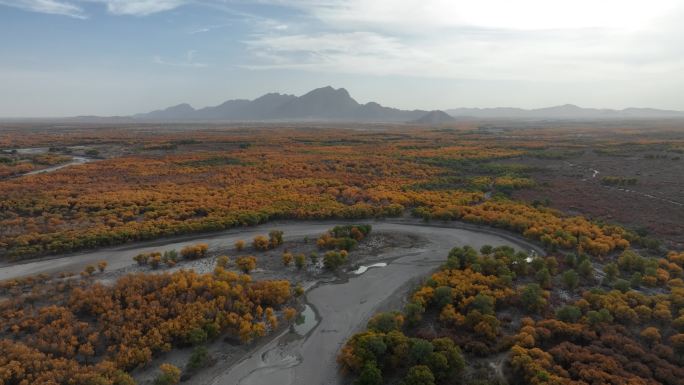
[0,220,543,385]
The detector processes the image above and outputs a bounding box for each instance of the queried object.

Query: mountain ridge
[446,104,684,119]
[55,86,684,123]
[134,86,429,123]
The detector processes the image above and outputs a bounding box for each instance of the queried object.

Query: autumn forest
[1,122,683,385]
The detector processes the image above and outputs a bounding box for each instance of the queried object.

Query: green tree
[433,286,453,309]
[404,302,424,327]
[562,269,579,291]
[367,312,402,333]
[324,251,347,270]
[355,361,382,385]
[154,363,181,385]
[613,278,630,293]
[535,268,552,288]
[603,262,619,282]
[471,293,495,315]
[556,305,581,323]
[410,339,434,365]
[403,365,435,385]
[578,259,593,278]
[294,253,306,270]
[520,283,546,313]
[186,346,211,370]
[187,327,208,346]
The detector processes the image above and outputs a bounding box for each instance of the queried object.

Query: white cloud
[0,0,86,18]
[153,50,207,67]
[258,0,680,31]
[0,0,189,17]
[103,0,186,15]
[242,0,684,84]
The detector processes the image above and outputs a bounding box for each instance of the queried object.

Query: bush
[149,254,162,269]
[520,284,546,312]
[562,269,579,290]
[154,363,180,385]
[324,250,347,270]
[181,243,208,260]
[404,365,435,385]
[236,256,257,273]
[133,253,150,266]
[269,230,284,248]
[235,240,245,251]
[355,361,382,385]
[613,278,631,292]
[367,312,403,333]
[163,250,178,267]
[253,235,270,251]
[216,255,230,269]
[282,252,293,267]
[186,346,211,371]
[294,253,306,270]
[404,302,424,327]
[187,327,208,346]
[556,305,582,322]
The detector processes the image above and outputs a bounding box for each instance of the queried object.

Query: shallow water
[352,262,387,275]
[293,304,319,336]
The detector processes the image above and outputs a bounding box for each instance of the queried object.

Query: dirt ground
[506,148,684,249]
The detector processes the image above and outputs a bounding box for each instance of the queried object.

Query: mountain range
[134,86,428,122]
[446,105,684,119]
[80,86,684,123]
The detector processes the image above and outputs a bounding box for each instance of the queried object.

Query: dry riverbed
[0,219,544,385]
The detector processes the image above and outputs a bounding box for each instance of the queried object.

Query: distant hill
[411,110,456,125]
[133,86,427,122]
[41,88,684,123]
[446,104,684,119]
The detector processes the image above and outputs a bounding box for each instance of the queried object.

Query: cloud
[153,50,207,67]
[103,0,186,16]
[0,0,188,17]
[242,0,684,84]
[0,0,86,18]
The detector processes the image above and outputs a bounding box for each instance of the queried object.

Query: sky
[1,0,684,117]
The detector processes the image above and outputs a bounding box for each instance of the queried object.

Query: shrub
[186,346,211,371]
[235,240,245,251]
[269,230,284,248]
[236,256,257,273]
[324,251,347,270]
[404,365,435,385]
[294,253,306,270]
[562,269,579,290]
[134,253,150,265]
[282,252,293,267]
[253,235,270,251]
[181,243,208,260]
[187,327,208,346]
[556,305,582,323]
[154,363,181,385]
[356,361,382,385]
[216,255,230,269]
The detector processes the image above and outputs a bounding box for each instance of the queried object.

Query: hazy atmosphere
[2,0,684,117]
[3,2,684,385]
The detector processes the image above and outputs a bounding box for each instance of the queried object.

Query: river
[0,219,543,385]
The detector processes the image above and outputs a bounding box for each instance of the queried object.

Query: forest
[0,252,295,384]
[2,125,672,260]
[1,123,683,385]
[339,245,684,385]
